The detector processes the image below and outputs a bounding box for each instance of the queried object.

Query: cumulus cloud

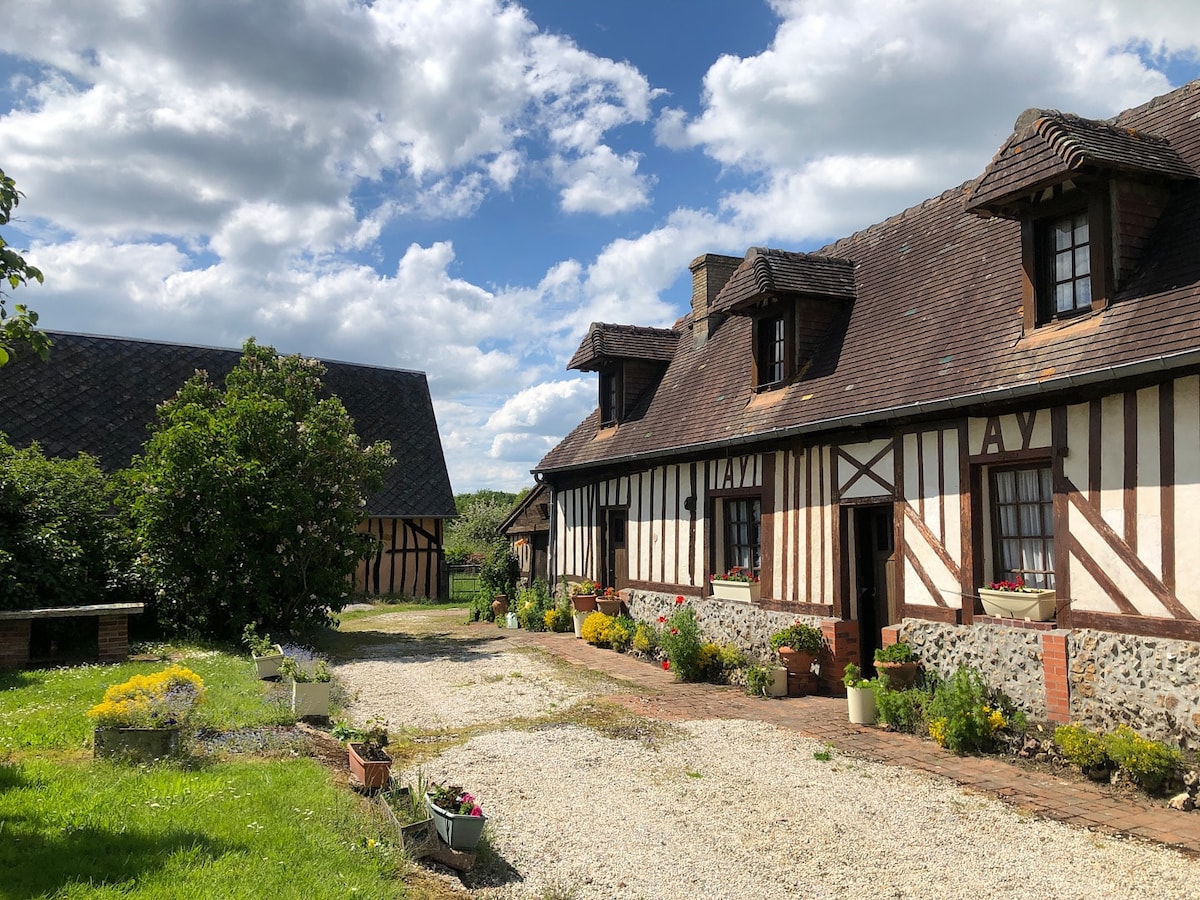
[556,146,651,215]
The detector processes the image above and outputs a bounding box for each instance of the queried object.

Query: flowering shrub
[428,783,483,817]
[660,602,705,681]
[632,622,660,654]
[580,611,613,646]
[924,666,1023,754]
[87,665,205,728]
[1053,723,1111,774]
[607,615,636,652]
[712,567,759,583]
[1103,725,1181,793]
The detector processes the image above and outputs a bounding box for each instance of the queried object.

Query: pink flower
[470,805,483,817]
[461,792,474,804]
[662,660,670,670]
[657,615,666,623]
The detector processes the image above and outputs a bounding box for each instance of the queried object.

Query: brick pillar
[0,619,32,670]
[1042,631,1071,722]
[97,614,130,664]
[880,624,902,648]
[821,620,859,697]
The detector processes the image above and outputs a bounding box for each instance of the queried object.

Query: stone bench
[0,603,145,669]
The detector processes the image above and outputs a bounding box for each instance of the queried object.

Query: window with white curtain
[990,466,1055,588]
[722,497,761,576]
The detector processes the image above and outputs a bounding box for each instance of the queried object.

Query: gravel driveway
[333,609,1200,900]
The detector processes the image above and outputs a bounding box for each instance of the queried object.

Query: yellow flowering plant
[87,665,206,729]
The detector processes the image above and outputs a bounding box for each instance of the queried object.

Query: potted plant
[709,567,760,603]
[744,662,787,698]
[88,664,205,761]
[843,663,878,725]
[978,579,1057,621]
[281,654,332,719]
[570,580,599,612]
[769,621,825,696]
[874,641,920,689]
[242,623,284,679]
[425,782,487,851]
[343,717,392,791]
[596,585,622,616]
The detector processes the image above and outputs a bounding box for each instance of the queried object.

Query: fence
[448,565,482,603]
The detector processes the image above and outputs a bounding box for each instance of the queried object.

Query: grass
[0,645,413,899]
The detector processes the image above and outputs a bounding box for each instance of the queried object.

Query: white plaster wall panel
[662,464,679,586]
[1064,402,1091,491]
[920,431,942,544]
[709,454,761,491]
[1100,393,1125,537]
[967,410,1052,455]
[941,427,962,563]
[1071,515,1173,617]
[902,433,920,502]
[1136,385,1163,580]
[636,471,651,582]
[1175,376,1200,614]
[819,445,834,603]
[905,512,959,607]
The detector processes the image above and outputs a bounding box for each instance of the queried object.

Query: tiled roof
[567,322,678,372]
[711,247,857,314]
[965,109,1197,216]
[536,80,1200,475]
[0,332,456,518]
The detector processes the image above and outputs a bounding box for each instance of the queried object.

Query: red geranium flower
[670,628,678,635]
[662,660,670,670]
[675,596,684,605]
[657,615,666,623]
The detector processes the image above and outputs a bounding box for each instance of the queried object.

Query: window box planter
[291,680,330,719]
[348,741,393,791]
[94,726,181,762]
[252,645,285,679]
[978,588,1057,621]
[710,579,760,603]
[425,793,488,851]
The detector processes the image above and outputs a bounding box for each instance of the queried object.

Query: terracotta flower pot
[491,595,509,618]
[348,741,392,791]
[572,593,598,612]
[875,660,920,690]
[777,647,818,696]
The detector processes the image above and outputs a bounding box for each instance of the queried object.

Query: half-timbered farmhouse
[500,483,552,587]
[0,332,456,599]
[535,81,1200,746]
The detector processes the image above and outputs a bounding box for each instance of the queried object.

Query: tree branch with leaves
[0,167,46,366]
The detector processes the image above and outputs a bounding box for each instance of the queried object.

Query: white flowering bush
[119,338,394,639]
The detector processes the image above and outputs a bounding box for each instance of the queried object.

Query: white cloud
[557,147,651,215]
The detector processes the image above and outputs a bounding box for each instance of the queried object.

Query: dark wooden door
[604,509,628,589]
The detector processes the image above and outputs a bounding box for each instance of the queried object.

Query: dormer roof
[711,247,857,314]
[965,109,1197,218]
[567,322,679,372]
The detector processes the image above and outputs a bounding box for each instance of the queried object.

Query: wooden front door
[603,509,628,590]
[854,505,895,671]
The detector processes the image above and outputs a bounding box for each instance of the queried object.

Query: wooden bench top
[0,603,146,620]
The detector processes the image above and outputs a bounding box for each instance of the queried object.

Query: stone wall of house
[894,620,1048,718]
[1068,629,1200,750]
[625,589,823,666]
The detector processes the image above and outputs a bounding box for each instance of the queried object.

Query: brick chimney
[688,253,742,349]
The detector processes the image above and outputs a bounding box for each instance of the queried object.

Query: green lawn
[0,646,411,899]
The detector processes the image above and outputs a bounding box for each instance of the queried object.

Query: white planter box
[765,666,787,698]
[291,680,331,718]
[252,645,284,679]
[847,686,878,725]
[710,579,760,603]
[979,588,1057,621]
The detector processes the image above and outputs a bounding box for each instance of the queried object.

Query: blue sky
[2,1,1200,493]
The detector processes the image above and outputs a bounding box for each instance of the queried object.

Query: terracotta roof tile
[567,322,678,372]
[712,247,856,314]
[0,332,456,518]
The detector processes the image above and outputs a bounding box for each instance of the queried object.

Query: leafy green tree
[0,168,47,366]
[0,434,134,610]
[119,339,394,638]
[444,488,523,562]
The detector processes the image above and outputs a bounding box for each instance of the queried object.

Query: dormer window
[755,311,789,389]
[599,368,621,425]
[1048,210,1091,315]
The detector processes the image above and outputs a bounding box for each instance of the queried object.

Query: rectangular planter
[425,793,487,851]
[252,645,284,679]
[291,680,330,718]
[94,726,181,762]
[979,588,1056,621]
[709,579,760,603]
[349,742,392,790]
[765,665,787,698]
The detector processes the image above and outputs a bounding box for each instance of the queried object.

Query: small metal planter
[252,646,285,679]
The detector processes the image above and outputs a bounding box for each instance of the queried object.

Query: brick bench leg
[0,619,32,670]
[98,614,130,664]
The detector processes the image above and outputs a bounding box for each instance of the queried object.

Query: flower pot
[425,793,487,851]
[252,645,284,679]
[847,685,878,725]
[572,610,588,638]
[94,726,181,762]
[596,597,621,616]
[491,595,509,618]
[765,665,788,698]
[291,680,330,718]
[978,588,1057,621]
[572,593,598,612]
[777,647,818,696]
[348,742,393,791]
[710,579,760,603]
[875,660,919,690]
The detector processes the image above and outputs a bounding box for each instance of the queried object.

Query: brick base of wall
[1042,632,1071,723]
[97,614,130,664]
[0,619,32,670]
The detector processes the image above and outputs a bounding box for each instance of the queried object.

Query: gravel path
[333,610,1200,900]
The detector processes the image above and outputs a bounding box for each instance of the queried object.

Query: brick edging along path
[490,624,1200,857]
